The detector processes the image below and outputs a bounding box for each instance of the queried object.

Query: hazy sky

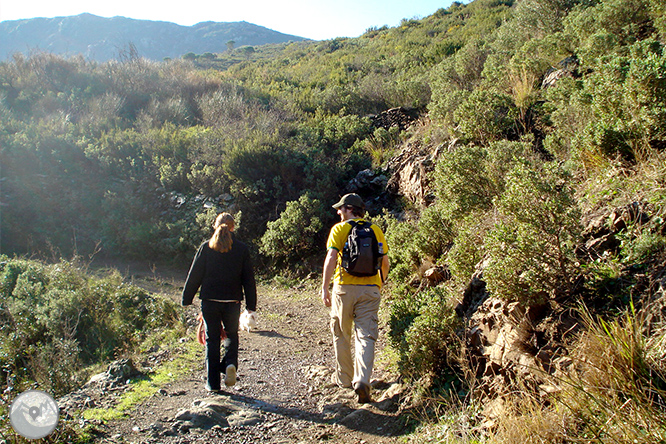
[0,0,459,40]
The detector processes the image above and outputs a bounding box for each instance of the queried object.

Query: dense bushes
[0,257,179,396]
[0,0,519,264]
[0,50,379,262]
[387,287,462,386]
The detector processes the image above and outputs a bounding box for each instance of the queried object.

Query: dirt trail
[78,262,410,444]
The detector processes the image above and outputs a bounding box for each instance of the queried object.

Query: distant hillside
[0,13,308,61]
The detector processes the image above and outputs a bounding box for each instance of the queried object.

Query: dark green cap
[332,193,365,210]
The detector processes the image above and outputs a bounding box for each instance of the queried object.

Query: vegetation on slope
[0,256,182,442]
[1,0,666,441]
[0,257,180,397]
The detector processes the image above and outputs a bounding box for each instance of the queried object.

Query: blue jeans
[201,300,241,390]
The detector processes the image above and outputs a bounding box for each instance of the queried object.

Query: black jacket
[181,236,257,310]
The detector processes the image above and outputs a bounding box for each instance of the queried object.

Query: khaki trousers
[330,284,381,388]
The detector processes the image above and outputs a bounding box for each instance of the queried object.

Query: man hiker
[320,193,390,403]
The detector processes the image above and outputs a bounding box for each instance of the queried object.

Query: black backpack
[341,220,383,277]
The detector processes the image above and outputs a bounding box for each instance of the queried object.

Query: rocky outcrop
[344,169,389,195]
[577,200,652,260]
[460,277,581,432]
[386,138,456,206]
[467,296,578,390]
[173,397,264,431]
[371,107,420,131]
[343,108,448,208]
[456,200,663,430]
[541,55,579,89]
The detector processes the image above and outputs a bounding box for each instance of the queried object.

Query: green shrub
[571,40,666,163]
[414,204,455,263]
[428,41,488,128]
[512,0,579,37]
[432,140,530,221]
[484,162,582,305]
[388,287,463,383]
[260,194,325,264]
[298,111,372,156]
[615,202,666,264]
[447,212,494,285]
[381,214,422,283]
[0,257,180,396]
[650,0,666,42]
[433,144,495,220]
[454,90,518,144]
[564,0,658,58]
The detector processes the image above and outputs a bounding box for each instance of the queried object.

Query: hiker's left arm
[182,245,205,306]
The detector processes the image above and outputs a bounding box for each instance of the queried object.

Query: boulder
[87,358,141,387]
[106,358,139,381]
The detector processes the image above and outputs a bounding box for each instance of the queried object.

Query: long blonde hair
[209,212,235,253]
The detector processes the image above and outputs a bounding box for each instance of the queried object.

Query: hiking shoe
[354,382,372,404]
[224,364,237,387]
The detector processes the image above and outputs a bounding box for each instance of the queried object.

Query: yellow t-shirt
[326,218,388,287]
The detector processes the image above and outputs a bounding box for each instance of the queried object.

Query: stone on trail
[173,397,264,430]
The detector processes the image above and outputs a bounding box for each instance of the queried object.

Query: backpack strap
[347,219,369,229]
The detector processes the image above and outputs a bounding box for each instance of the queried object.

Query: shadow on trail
[210,388,407,439]
[252,329,293,339]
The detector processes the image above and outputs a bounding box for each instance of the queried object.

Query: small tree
[260,194,324,264]
[388,287,463,382]
[239,46,255,59]
[485,162,582,305]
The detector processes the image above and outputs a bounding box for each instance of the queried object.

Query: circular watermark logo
[9,390,59,439]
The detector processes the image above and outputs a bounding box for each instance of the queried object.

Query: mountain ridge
[0,13,309,62]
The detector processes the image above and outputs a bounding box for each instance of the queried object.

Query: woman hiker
[182,212,257,393]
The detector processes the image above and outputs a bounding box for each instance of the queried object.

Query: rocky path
[66,267,410,444]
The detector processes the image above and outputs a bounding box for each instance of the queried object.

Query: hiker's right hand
[321,287,331,307]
